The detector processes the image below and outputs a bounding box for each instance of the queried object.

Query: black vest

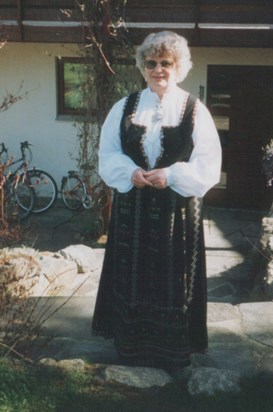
[120,91,197,170]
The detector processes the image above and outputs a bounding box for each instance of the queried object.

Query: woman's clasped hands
[131,168,167,190]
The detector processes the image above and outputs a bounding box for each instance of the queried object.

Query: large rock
[38,254,77,282]
[33,254,78,296]
[261,217,273,249]
[187,367,241,395]
[265,235,273,296]
[105,365,172,389]
[58,244,100,273]
[0,247,40,284]
[259,217,273,298]
[0,247,40,298]
[39,357,86,372]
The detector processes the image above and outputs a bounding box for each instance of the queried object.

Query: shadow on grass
[1,357,273,412]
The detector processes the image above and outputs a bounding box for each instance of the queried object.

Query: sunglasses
[144,60,174,70]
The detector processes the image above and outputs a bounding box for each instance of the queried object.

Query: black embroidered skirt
[92,187,207,368]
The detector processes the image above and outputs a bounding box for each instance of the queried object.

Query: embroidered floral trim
[167,191,176,306]
[261,139,273,187]
[131,189,142,305]
[179,92,190,124]
[181,207,188,308]
[153,128,165,168]
[192,98,199,129]
[130,91,141,124]
[130,91,150,170]
[183,197,202,314]
[139,131,150,169]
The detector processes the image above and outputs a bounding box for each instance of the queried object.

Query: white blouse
[99,86,222,198]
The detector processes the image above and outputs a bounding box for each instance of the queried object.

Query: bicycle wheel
[23,169,58,214]
[8,180,35,221]
[97,182,112,210]
[61,174,86,210]
[85,181,111,210]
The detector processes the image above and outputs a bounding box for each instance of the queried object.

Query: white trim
[199,23,273,30]
[0,20,18,26]
[127,22,273,30]
[0,20,86,27]
[125,22,195,29]
[0,20,193,29]
[0,20,272,30]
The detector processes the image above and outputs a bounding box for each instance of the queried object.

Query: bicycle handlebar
[20,141,33,162]
[20,140,32,152]
[0,143,8,156]
[21,140,31,147]
[0,140,33,165]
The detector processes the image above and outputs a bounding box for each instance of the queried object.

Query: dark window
[207,66,231,190]
[57,57,88,116]
[56,56,143,116]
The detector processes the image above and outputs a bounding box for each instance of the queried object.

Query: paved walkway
[203,207,264,304]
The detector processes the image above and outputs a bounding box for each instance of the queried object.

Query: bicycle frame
[68,170,111,210]
[0,142,32,219]
[0,141,33,178]
[0,163,34,223]
[1,142,58,214]
[61,170,112,234]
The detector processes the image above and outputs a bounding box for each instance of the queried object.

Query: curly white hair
[135,31,193,83]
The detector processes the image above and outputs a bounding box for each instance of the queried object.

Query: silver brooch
[152,103,163,122]
[152,111,163,122]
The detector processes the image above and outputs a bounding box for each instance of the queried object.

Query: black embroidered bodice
[120,91,197,170]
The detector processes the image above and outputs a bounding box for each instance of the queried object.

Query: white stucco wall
[0,42,272,188]
[0,42,79,189]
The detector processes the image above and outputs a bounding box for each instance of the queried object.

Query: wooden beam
[2,3,272,24]
[124,3,273,24]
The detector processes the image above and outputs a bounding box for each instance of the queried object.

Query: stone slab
[105,365,172,388]
[239,302,273,347]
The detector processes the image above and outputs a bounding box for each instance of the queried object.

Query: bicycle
[2,141,58,214]
[61,170,112,233]
[0,144,35,223]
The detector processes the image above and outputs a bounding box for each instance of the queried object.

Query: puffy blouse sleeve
[98,97,139,193]
[164,100,222,197]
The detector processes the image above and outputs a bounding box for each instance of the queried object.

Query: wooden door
[205,65,273,210]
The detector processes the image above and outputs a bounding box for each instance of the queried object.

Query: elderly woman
[92,31,221,370]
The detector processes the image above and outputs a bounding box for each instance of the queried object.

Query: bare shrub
[0,248,42,353]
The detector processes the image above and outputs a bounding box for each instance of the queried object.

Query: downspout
[193,0,201,45]
[17,0,23,41]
